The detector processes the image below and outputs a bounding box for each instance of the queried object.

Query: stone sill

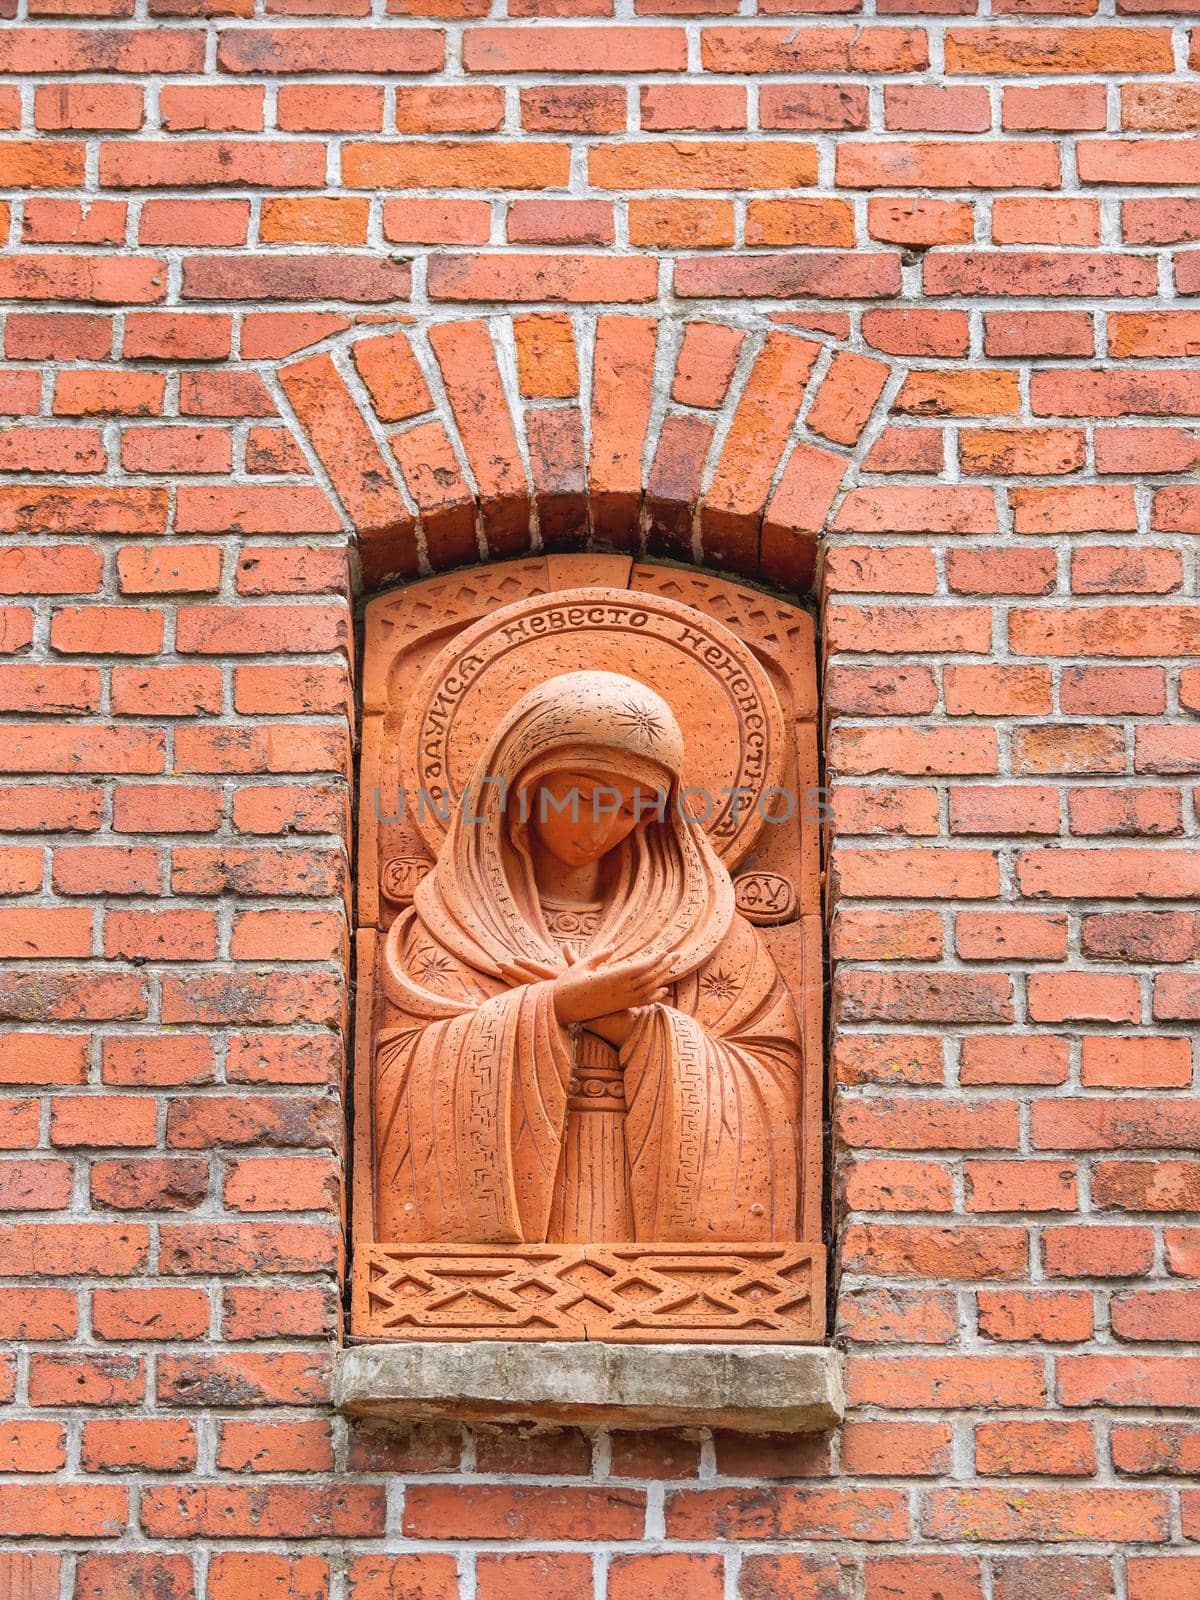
[335,1342,843,1433]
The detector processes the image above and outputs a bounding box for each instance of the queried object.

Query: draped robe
[375,907,803,1243]
[371,670,805,1246]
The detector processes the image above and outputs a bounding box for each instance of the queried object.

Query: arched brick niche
[270,310,908,594]
[266,311,889,1390]
[352,558,826,1361]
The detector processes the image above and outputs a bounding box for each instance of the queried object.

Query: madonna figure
[374,670,803,1247]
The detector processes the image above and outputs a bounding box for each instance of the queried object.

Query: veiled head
[500,673,685,868]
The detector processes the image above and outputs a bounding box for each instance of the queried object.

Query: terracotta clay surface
[355,1244,825,1344]
[355,559,821,1343]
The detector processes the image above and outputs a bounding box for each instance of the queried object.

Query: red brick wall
[3,6,1199,1598]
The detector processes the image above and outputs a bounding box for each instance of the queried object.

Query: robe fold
[371,669,805,1247]
[375,907,802,1244]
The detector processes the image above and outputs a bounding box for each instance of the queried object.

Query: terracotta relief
[354,558,823,1342]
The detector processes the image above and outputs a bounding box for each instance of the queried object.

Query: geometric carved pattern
[355,1243,824,1344]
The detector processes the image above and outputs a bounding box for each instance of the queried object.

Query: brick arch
[272,312,907,594]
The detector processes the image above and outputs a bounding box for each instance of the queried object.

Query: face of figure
[526,771,646,868]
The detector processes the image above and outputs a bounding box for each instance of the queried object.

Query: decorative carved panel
[355,1243,824,1343]
[354,557,823,1344]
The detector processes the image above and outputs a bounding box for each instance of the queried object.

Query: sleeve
[620,919,803,1242]
[374,923,573,1245]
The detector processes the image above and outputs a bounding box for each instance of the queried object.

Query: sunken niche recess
[353,554,823,1344]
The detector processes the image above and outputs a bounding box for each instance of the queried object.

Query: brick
[476,1554,591,1600]
[101,141,325,189]
[403,1485,645,1540]
[0,255,167,305]
[348,1557,456,1600]
[217,1419,334,1473]
[183,256,410,304]
[507,201,613,246]
[1110,1290,1200,1344]
[92,1287,209,1341]
[0,1160,72,1211]
[966,1160,1077,1214]
[394,86,504,134]
[666,1486,908,1541]
[345,140,568,190]
[671,323,744,408]
[641,84,745,131]
[223,1284,336,1341]
[609,1554,723,1599]
[159,84,264,132]
[464,27,686,71]
[430,253,657,305]
[840,1288,958,1347]
[589,315,658,542]
[984,311,1095,358]
[51,1096,157,1148]
[121,427,232,474]
[842,1227,1027,1282]
[741,1554,855,1598]
[928,253,1156,299]
[5,313,112,361]
[702,330,819,563]
[1128,1561,1200,1600]
[863,1556,982,1600]
[1043,1227,1156,1277]
[863,311,970,360]
[28,1352,143,1407]
[91,1158,209,1211]
[54,370,165,418]
[1082,917,1196,969]
[610,1432,700,1479]
[279,355,408,542]
[1060,1356,1200,1409]
[1011,607,1200,659]
[520,86,627,132]
[429,319,530,552]
[945,28,1172,75]
[808,353,890,446]
[923,1486,1169,1543]
[1113,1427,1200,1475]
[217,28,442,73]
[261,198,370,246]
[141,1484,383,1538]
[278,85,382,131]
[1123,197,1200,243]
[74,1555,194,1600]
[956,912,1067,961]
[868,198,974,247]
[842,1421,953,1477]
[81,1419,196,1473]
[1093,1160,1200,1211]
[223,1155,339,1212]
[676,254,901,301]
[382,199,490,246]
[0,1421,66,1474]
[157,1352,328,1407]
[977,1290,1094,1344]
[1004,84,1108,131]
[140,199,250,247]
[0,1034,89,1087]
[841,142,1059,189]
[700,27,928,75]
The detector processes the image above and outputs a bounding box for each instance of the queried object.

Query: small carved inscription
[400,587,786,866]
[734,871,798,925]
[381,856,431,906]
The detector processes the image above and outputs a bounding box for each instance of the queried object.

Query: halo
[399,587,786,868]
